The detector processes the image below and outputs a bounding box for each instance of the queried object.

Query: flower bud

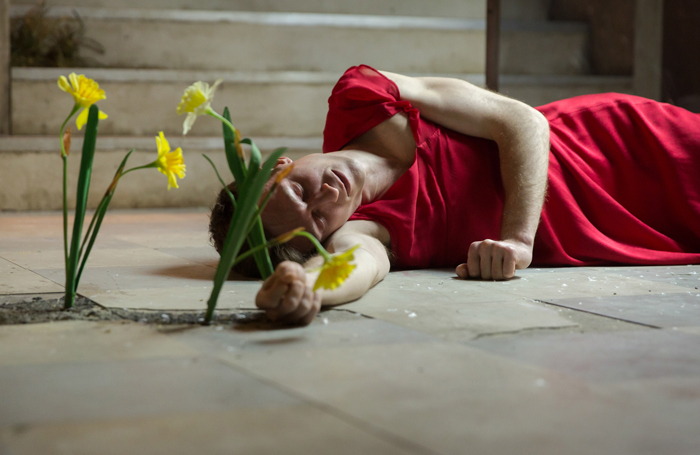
[62,127,71,156]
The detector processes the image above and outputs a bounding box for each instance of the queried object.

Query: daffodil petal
[183,113,197,135]
[69,73,80,91]
[58,76,71,93]
[98,110,108,120]
[75,108,88,130]
[209,79,223,97]
[157,131,170,153]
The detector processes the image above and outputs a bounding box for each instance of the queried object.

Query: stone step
[0,135,318,211]
[10,0,486,19]
[10,6,486,74]
[10,7,590,76]
[12,68,632,137]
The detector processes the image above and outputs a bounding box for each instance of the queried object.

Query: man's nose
[307,183,339,211]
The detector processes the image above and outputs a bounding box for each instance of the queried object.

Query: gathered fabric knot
[393,100,421,142]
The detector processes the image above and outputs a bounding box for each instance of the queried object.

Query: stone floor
[1,209,700,455]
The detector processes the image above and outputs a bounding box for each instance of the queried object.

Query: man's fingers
[479,241,493,280]
[491,246,505,280]
[256,278,288,310]
[503,246,517,278]
[467,242,481,278]
[455,263,469,279]
[278,287,318,325]
[297,292,323,326]
[268,279,304,321]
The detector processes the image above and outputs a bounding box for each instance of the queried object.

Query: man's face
[261,153,365,252]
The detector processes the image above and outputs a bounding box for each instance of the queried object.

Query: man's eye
[295,183,305,201]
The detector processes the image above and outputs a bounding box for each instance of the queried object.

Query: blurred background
[0,0,697,211]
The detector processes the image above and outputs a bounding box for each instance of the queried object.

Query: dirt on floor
[0,294,267,327]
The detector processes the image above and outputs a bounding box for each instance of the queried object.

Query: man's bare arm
[381,71,550,280]
[255,220,390,324]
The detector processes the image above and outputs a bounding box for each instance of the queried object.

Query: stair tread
[13,67,630,85]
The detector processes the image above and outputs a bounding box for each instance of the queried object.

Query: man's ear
[275,156,293,168]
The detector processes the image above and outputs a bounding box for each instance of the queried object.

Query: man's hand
[456,239,533,280]
[255,261,321,326]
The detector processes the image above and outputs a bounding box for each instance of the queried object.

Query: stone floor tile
[0,235,139,253]
[111,231,211,249]
[676,326,700,336]
[0,321,199,366]
[0,214,64,237]
[496,270,691,301]
[88,285,213,310]
[2,247,195,270]
[203,331,700,455]
[468,329,700,383]
[0,258,63,295]
[34,263,216,295]
[614,265,700,290]
[0,405,416,455]
[174,319,439,356]
[345,271,576,341]
[155,246,220,267]
[0,356,299,426]
[542,292,700,328]
[85,276,259,310]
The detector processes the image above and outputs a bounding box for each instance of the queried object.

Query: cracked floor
[2,209,700,454]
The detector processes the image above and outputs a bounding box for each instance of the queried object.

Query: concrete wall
[0,0,10,134]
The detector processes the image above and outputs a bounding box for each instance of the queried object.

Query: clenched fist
[456,239,533,280]
[256,261,322,326]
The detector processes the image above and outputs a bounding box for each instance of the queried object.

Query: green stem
[295,231,332,262]
[202,154,236,206]
[75,192,114,288]
[76,149,134,289]
[76,194,109,266]
[232,238,277,267]
[62,155,69,272]
[206,108,237,137]
[122,162,157,176]
[60,105,80,275]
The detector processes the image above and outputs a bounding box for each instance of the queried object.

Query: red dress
[323,65,700,268]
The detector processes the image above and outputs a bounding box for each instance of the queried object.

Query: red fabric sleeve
[323,65,420,153]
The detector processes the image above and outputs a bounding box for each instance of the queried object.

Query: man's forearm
[494,105,550,247]
[303,247,385,306]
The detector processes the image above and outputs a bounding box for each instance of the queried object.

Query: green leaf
[222,107,246,184]
[204,146,286,323]
[240,137,262,174]
[203,153,236,208]
[64,104,99,308]
[75,148,134,288]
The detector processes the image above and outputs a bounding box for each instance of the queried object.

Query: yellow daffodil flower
[177,79,223,135]
[154,131,186,189]
[312,245,360,291]
[57,73,108,130]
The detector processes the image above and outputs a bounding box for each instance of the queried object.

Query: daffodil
[177,79,223,135]
[57,73,108,130]
[154,131,186,189]
[312,245,360,291]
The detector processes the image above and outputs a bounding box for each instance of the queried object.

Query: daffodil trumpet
[276,231,360,292]
[121,132,186,190]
